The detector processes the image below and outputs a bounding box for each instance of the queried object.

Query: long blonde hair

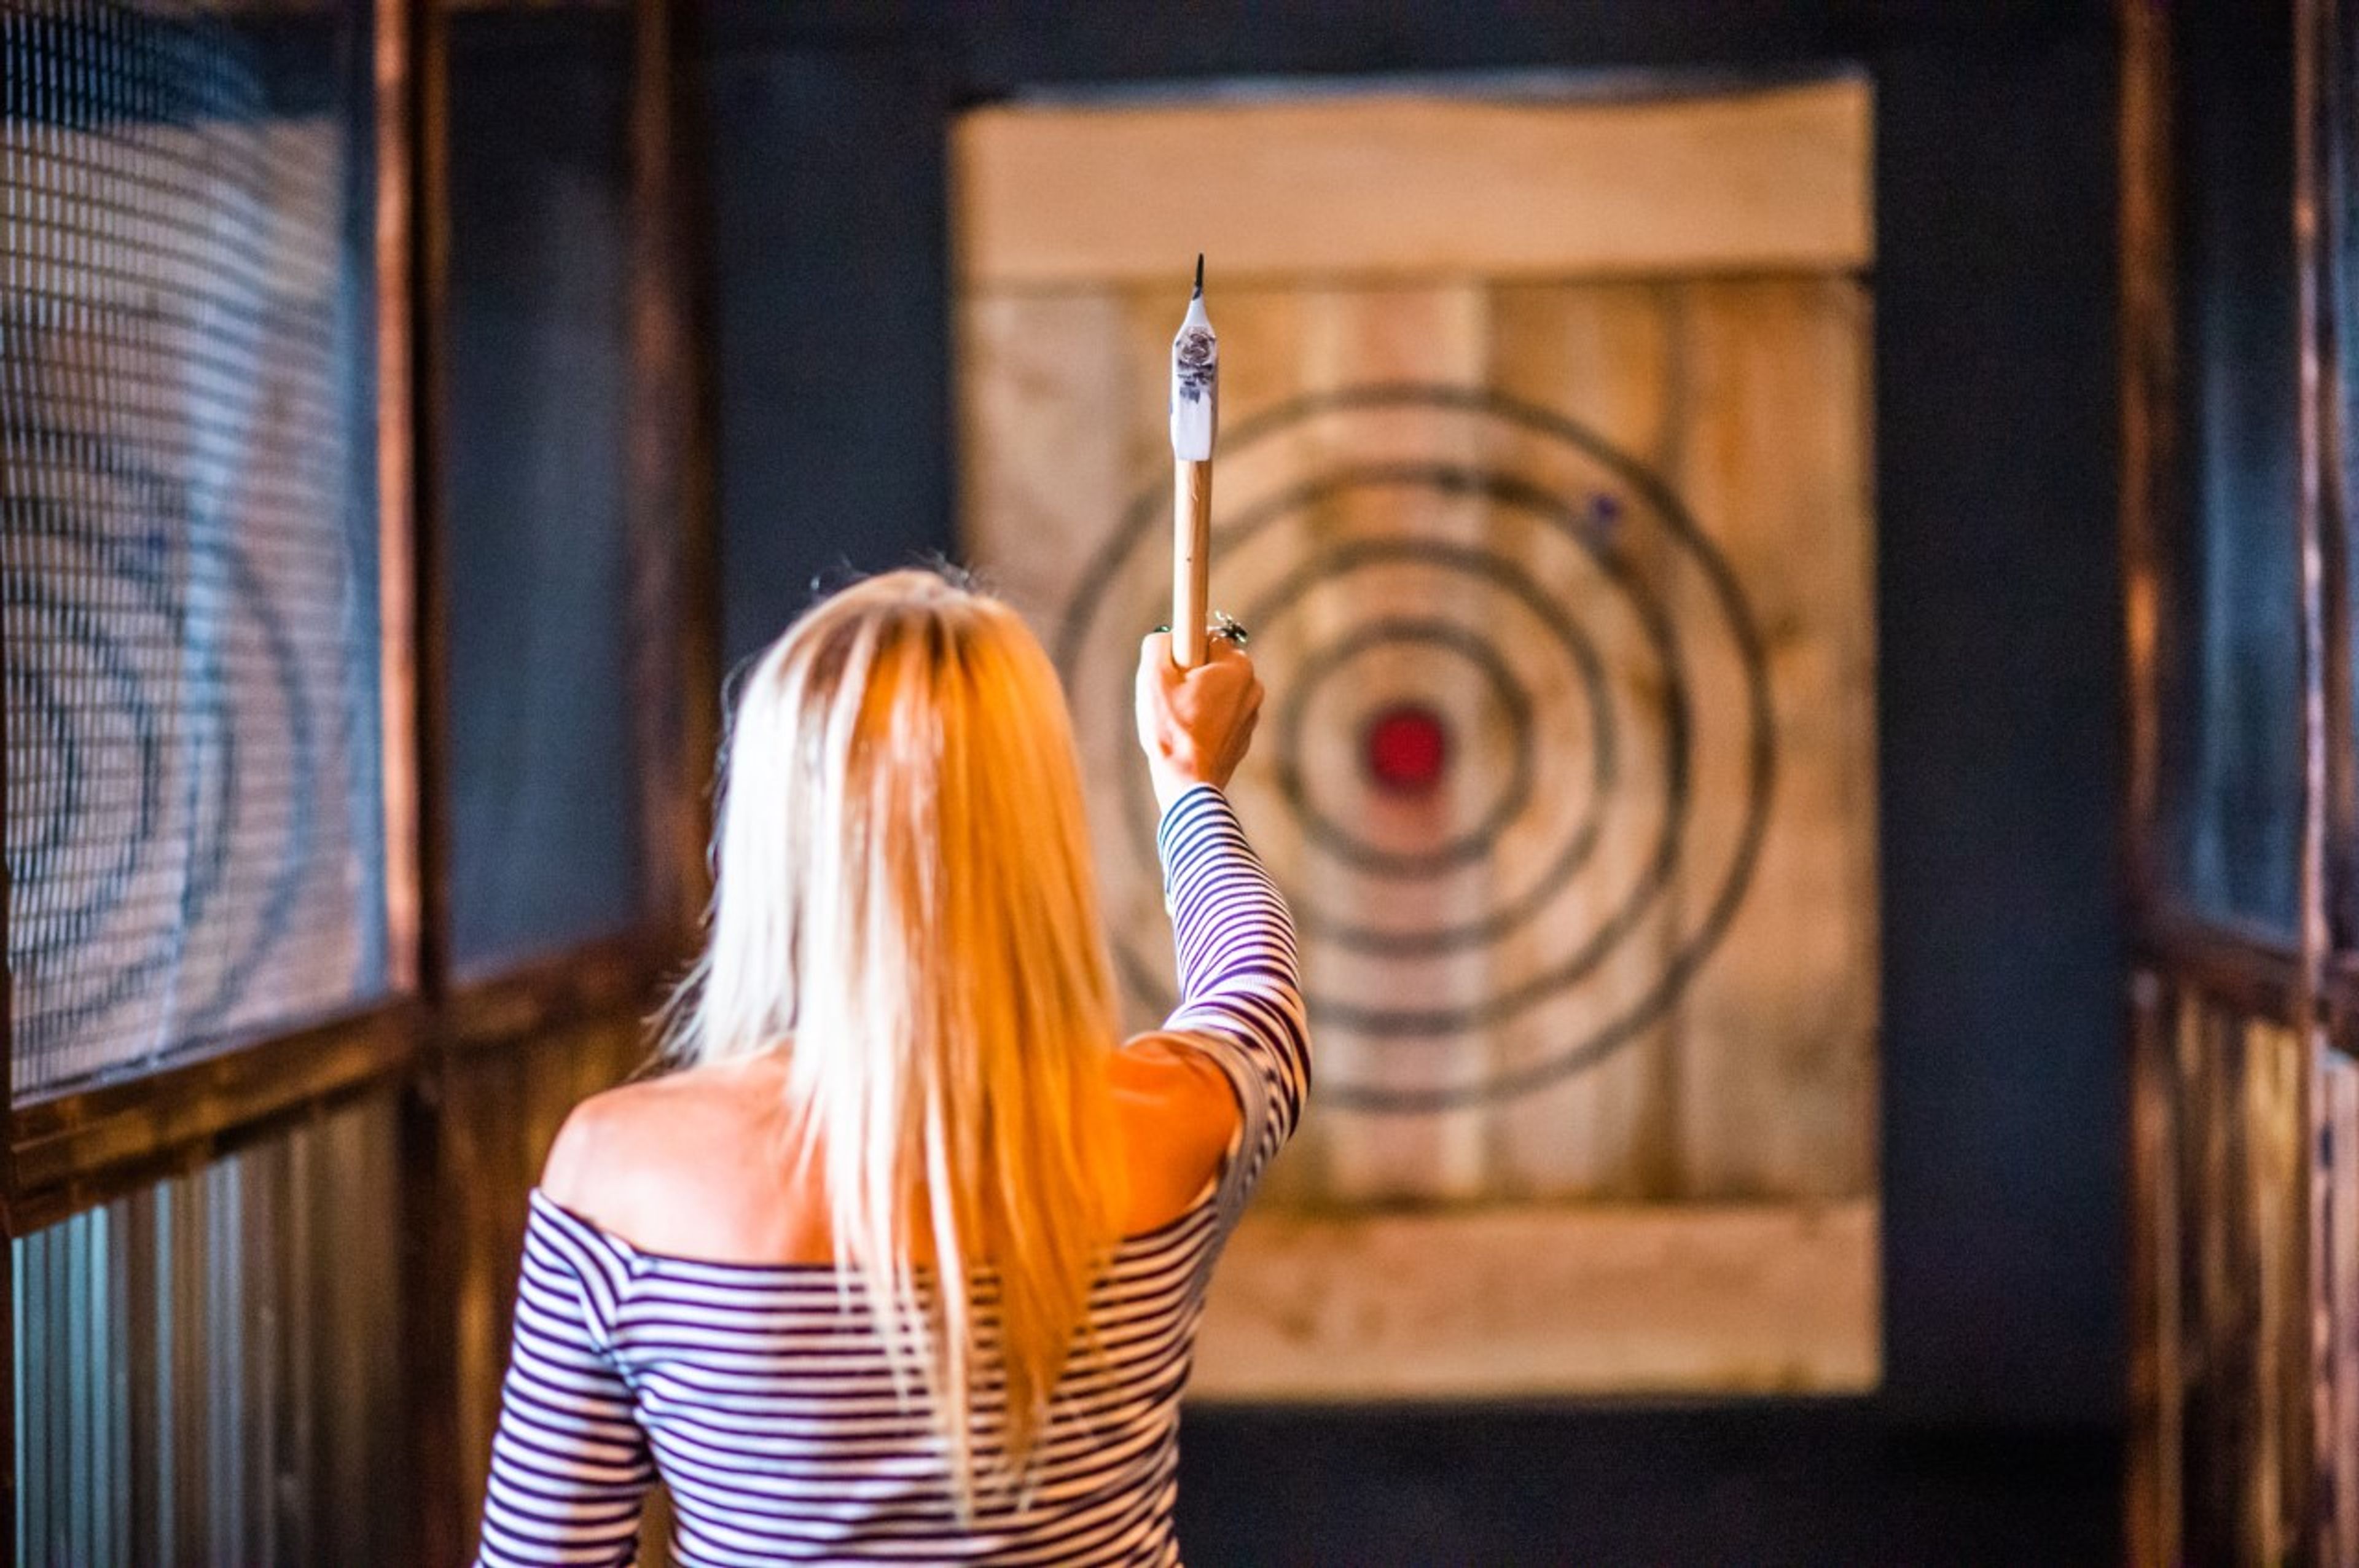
[664,568,1125,1499]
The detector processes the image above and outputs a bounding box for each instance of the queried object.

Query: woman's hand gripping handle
[1136,633,1264,813]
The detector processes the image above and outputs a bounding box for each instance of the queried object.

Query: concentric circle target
[1054,384,1777,1113]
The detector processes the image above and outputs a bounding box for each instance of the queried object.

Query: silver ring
[1210,612,1249,648]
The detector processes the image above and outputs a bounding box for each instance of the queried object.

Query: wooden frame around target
[957,79,1877,1397]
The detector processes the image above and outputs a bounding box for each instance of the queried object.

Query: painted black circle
[1274,616,1539,878]
[1235,532,1656,958]
[1054,384,1775,1112]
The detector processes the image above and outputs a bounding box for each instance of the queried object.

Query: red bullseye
[1363,703,1450,796]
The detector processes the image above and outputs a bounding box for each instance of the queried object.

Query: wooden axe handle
[1172,458,1213,668]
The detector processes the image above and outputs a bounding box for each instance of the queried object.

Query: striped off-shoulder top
[473,785,1309,1567]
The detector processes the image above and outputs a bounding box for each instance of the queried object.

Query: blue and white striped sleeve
[474,1199,655,1568]
[1157,782,1312,1213]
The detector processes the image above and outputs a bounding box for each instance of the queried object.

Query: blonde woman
[473,570,1307,1566]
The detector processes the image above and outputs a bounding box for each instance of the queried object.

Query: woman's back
[475,777,1307,1566]
[506,1176,1222,1565]
[523,1026,1245,1273]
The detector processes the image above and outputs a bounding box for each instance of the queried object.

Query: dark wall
[694,0,2125,1431]
[1869,23,2121,1426]
[701,36,954,668]
[445,12,644,969]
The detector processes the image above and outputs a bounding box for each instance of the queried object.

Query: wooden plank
[2247,1012,2309,1562]
[2295,0,2344,1555]
[2166,997,2317,1564]
[954,80,1873,287]
[2126,970,2182,1568]
[1281,281,1494,1204]
[1482,280,1684,1199]
[2177,997,2234,1560]
[2322,1047,2359,1566]
[1664,276,1876,1198]
[957,291,1143,626]
[1189,1201,1876,1400]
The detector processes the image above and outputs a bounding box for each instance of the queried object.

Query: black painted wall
[444,12,644,970]
[693,0,2125,1433]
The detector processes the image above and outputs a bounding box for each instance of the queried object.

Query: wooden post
[1,207,19,1565]
[2299,0,2352,1554]
[385,0,460,1556]
[628,0,723,940]
[2119,1,2178,1560]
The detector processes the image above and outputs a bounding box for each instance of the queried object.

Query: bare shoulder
[541,1074,677,1207]
[541,1074,685,1216]
[1112,1032,1243,1222]
[540,1058,794,1247]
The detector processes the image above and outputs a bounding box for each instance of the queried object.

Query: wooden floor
[1174,1399,2119,1567]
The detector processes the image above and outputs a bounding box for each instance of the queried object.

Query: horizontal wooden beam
[2135,910,2305,1022]
[954,79,1873,289]
[1189,1200,1878,1401]
[445,929,675,1053]
[9,1001,424,1233]
[9,929,677,1233]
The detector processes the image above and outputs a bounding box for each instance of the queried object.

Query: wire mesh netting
[1,0,387,1094]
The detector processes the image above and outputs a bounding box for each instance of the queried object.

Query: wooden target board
[955,82,1879,1395]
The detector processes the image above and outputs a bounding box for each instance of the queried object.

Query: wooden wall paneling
[2159,986,2315,1566]
[439,1014,654,1556]
[2319,1043,2359,1564]
[2173,994,2235,1559]
[310,1095,407,1567]
[2119,0,2347,1558]
[2127,969,2181,1568]
[2253,1010,2314,1562]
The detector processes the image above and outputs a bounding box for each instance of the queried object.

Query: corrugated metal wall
[13,1094,404,1567]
